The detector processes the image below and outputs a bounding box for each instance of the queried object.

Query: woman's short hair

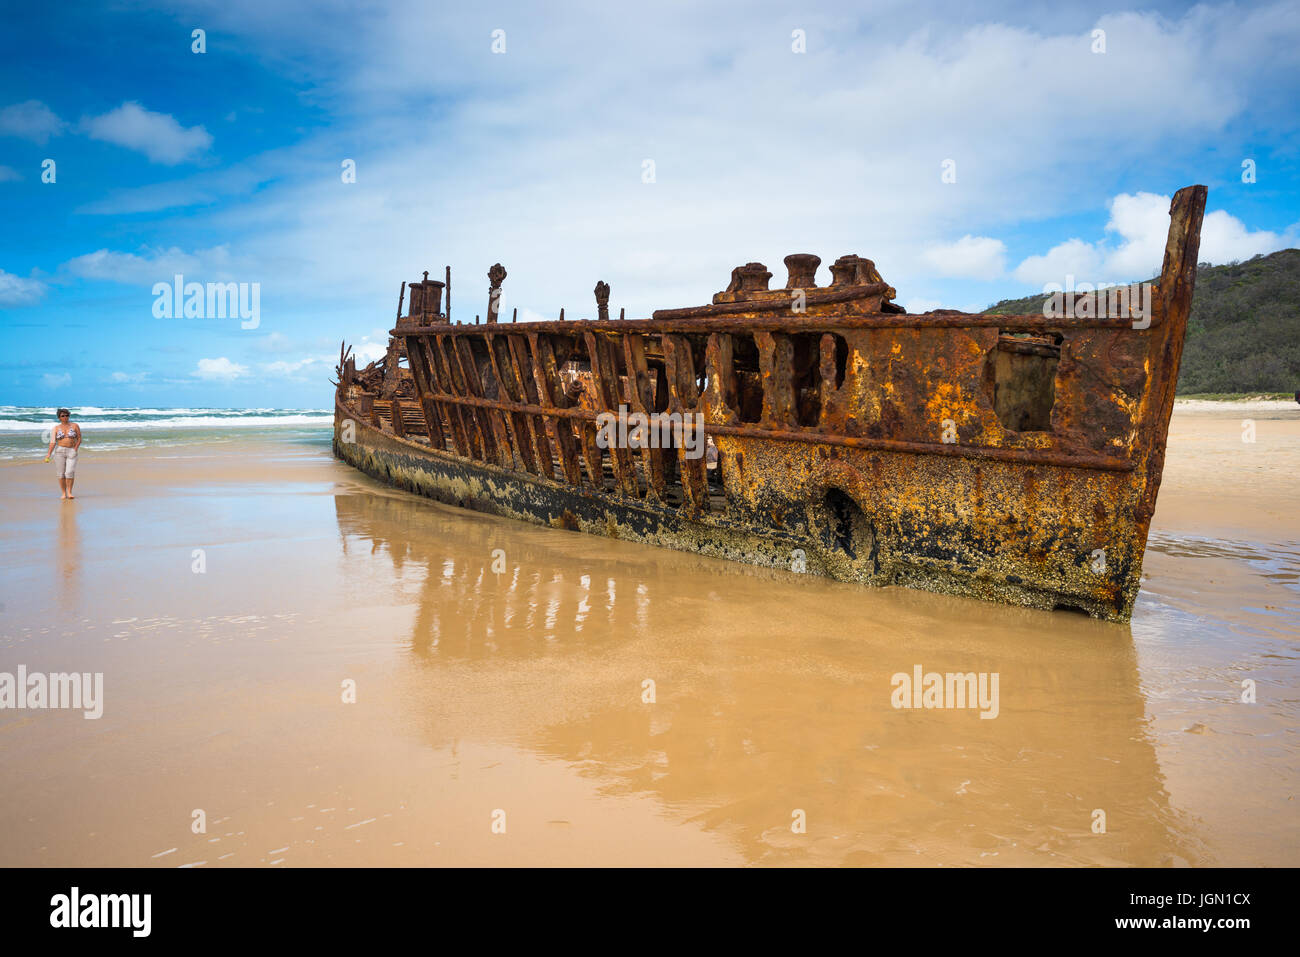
[56,408,70,417]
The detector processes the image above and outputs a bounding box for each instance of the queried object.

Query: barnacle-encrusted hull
[333,186,1207,621]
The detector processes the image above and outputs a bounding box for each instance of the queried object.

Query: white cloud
[259,334,383,370]
[1199,209,1291,264]
[194,357,248,381]
[265,356,325,377]
[1013,192,1296,287]
[0,165,20,182]
[1098,193,1295,277]
[62,245,237,284]
[81,101,212,164]
[1012,238,1104,287]
[920,236,1007,279]
[62,1,1300,317]
[76,160,278,215]
[268,340,387,379]
[14,0,1293,338]
[0,100,66,143]
[0,268,47,306]
[903,297,943,314]
[353,338,387,363]
[109,371,148,383]
[1098,192,1176,278]
[42,372,71,389]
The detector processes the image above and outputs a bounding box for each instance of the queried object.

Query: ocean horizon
[0,406,334,458]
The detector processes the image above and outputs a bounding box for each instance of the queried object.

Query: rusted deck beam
[393,309,1160,339]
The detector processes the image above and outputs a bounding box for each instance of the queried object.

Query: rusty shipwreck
[333,185,1207,622]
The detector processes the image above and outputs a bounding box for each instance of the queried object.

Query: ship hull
[332,186,1208,623]
[334,396,1136,620]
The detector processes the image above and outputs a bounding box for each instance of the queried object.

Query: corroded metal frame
[335,186,1208,621]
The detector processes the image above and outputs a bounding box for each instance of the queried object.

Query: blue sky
[2,0,1298,408]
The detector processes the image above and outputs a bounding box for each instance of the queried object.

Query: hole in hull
[1052,602,1092,616]
[815,488,876,581]
[987,331,1061,432]
[826,488,861,558]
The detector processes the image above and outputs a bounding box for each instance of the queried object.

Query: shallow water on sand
[0,412,1296,866]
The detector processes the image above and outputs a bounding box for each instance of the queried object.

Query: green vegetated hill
[983,248,1300,394]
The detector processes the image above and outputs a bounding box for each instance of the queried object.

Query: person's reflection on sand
[57,499,80,602]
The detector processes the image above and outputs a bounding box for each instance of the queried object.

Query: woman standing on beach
[44,408,82,500]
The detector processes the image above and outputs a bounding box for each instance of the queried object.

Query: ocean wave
[0,406,327,415]
[0,413,332,432]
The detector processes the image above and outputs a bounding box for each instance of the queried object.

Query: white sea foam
[0,417,329,432]
[0,408,330,431]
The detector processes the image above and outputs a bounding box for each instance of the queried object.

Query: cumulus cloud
[1013,192,1297,287]
[42,372,71,389]
[194,357,248,381]
[0,100,66,143]
[81,101,212,164]
[1199,209,1293,264]
[1101,192,1181,279]
[0,268,47,306]
[1013,238,1104,286]
[920,236,1007,279]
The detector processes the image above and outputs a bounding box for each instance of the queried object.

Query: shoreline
[1173,397,1298,415]
[0,408,1295,867]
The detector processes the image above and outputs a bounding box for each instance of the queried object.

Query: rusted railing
[365,310,1144,521]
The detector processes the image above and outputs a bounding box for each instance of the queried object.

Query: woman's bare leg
[66,476,75,499]
[58,476,67,499]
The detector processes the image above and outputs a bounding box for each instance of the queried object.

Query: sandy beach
[0,401,1296,867]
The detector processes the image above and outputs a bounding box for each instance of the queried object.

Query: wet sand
[0,404,1296,867]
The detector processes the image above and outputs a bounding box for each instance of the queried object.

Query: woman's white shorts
[53,446,77,479]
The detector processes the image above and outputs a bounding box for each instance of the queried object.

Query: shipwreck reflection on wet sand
[334,483,1206,866]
